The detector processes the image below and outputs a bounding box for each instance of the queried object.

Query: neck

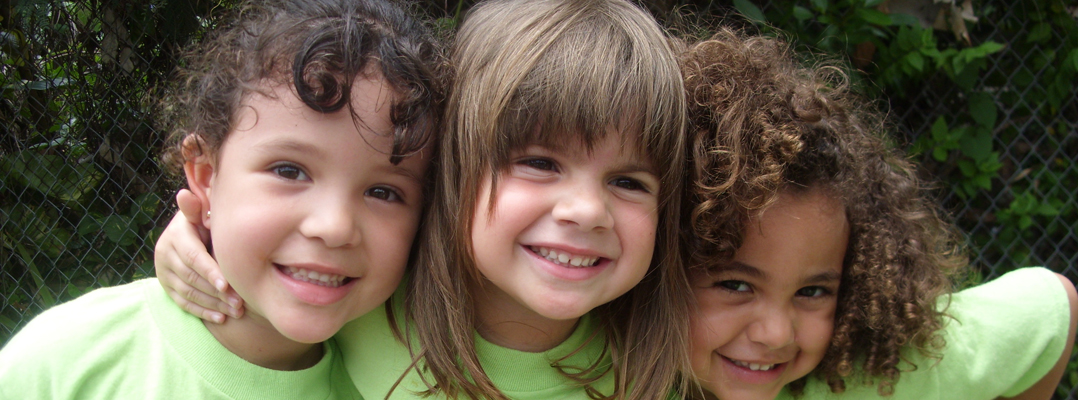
[203,312,323,371]
[473,283,579,353]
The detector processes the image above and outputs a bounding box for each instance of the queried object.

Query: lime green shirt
[778,267,1070,400]
[338,296,614,399]
[0,279,361,400]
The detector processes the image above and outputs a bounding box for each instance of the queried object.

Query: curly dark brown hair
[159,0,445,173]
[680,28,968,396]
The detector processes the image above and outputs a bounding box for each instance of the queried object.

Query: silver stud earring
[206,210,211,218]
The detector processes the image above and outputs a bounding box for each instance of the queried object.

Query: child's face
[192,77,428,344]
[689,188,847,400]
[470,132,660,323]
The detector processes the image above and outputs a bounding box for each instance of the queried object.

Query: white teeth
[731,359,775,371]
[285,266,347,288]
[529,246,600,268]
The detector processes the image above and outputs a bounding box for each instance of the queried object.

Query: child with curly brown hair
[680,28,1077,400]
[0,0,443,398]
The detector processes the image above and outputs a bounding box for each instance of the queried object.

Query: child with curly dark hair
[679,28,1077,400]
[0,0,442,398]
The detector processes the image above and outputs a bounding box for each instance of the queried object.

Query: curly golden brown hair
[159,0,445,173]
[680,28,968,396]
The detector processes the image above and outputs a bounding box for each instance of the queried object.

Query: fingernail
[212,313,225,324]
[227,297,241,309]
[215,279,227,292]
[228,307,242,319]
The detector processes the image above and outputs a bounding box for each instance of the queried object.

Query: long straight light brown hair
[398,0,693,398]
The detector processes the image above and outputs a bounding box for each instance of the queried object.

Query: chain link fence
[2,0,1076,397]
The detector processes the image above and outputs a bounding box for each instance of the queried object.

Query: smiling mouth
[529,246,602,267]
[279,265,354,288]
[726,357,780,371]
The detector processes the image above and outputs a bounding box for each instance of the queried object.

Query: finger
[176,189,204,225]
[177,190,212,245]
[163,284,226,324]
[155,211,242,318]
[159,242,242,318]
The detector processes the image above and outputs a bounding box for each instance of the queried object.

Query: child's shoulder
[3,279,158,349]
[789,267,1070,400]
[0,279,164,398]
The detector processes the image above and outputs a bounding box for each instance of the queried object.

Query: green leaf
[1026,22,1051,43]
[811,0,828,12]
[960,128,993,161]
[1019,215,1033,230]
[975,41,1005,56]
[968,93,997,128]
[864,0,885,7]
[734,0,767,24]
[933,147,948,162]
[130,192,161,225]
[102,215,134,245]
[793,6,813,22]
[856,8,892,26]
[906,52,925,72]
[957,160,976,177]
[931,117,948,139]
[1037,202,1060,216]
[0,151,104,208]
[972,174,991,190]
[889,13,920,26]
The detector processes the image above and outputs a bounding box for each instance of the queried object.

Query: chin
[273,316,345,344]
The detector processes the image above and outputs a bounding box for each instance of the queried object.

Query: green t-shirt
[0,279,361,400]
[337,293,614,399]
[776,267,1070,400]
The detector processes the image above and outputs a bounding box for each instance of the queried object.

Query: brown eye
[611,177,647,192]
[366,186,402,203]
[272,164,309,181]
[718,280,751,293]
[796,286,830,298]
[519,157,557,172]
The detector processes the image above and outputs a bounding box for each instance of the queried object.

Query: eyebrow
[712,261,767,280]
[713,261,842,285]
[254,139,325,158]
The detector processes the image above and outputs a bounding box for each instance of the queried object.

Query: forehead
[526,125,651,161]
[738,188,847,274]
[226,79,426,174]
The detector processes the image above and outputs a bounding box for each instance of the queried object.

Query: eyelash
[796,286,832,298]
[517,158,651,193]
[366,186,403,203]
[271,163,405,203]
[518,157,557,172]
[714,280,834,298]
[610,177,648,192]
[717,280,751,293]
[271,163,309,181]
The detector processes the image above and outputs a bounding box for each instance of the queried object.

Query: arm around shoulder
[999,273,1077,400]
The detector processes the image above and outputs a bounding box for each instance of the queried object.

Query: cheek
[801,308,837,358]
[688,297,732,373]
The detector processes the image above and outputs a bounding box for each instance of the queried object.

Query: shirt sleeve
[788,267,1071,400]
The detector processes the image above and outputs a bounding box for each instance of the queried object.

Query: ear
[181,134,215,230]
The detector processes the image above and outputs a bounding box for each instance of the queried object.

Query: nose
[298,194,361,248]
[745,306,796,350]
[550,180,614,231]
